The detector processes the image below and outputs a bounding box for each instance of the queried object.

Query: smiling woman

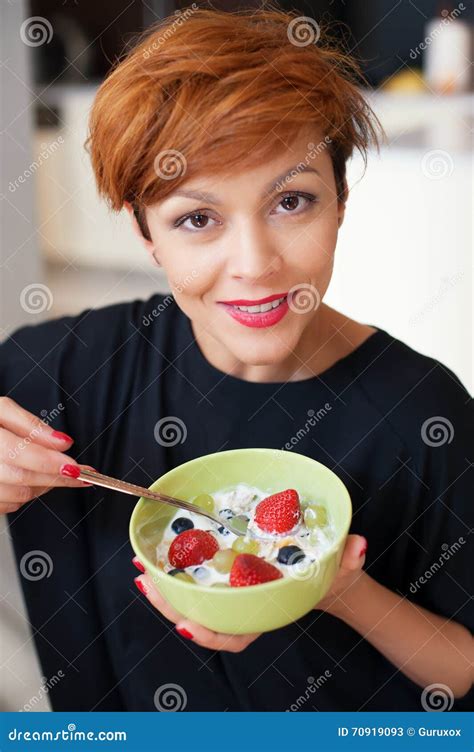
[86,6,382,382]
[1,3,472,714]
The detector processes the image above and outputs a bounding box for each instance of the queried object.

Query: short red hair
[86,4,381,239]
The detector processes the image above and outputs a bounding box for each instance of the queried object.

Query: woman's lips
[218,295,289,329]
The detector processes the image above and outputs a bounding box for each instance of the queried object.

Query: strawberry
[254,488,301,534]
[229,554,283,587]
[168,529,219,569]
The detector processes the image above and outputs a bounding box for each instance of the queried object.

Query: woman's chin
[224,336,300,369]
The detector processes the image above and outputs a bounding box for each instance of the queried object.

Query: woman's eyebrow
[170,165,320,205]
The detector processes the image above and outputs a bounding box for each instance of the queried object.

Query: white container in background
[423,9,471,93]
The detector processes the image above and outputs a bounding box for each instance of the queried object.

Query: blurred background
[1,0,473,393]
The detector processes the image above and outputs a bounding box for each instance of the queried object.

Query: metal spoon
[77,467,250,537]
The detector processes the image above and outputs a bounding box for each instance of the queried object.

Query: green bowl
[129,448,352,634]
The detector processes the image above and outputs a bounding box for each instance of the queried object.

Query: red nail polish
[359,539,368,557]
[176,626,193,640]
[52,430,73,444]
[60,464,80,479]
[132,557,145,573]
[134,577,148,596]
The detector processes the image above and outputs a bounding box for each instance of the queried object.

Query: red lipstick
[220,292,288,305]
[217,292,289,329]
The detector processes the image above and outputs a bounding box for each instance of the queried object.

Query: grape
[304,504,328,528]
[193,493,215,513]
[232,537,259,555]
[212,548,238,573]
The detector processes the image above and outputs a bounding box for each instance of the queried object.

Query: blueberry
[192,566,209,581]
[171,517,194,534]
[277,545,305,565]
[217,525,231,536]
[168,568,185,576]
[219,508,234,520]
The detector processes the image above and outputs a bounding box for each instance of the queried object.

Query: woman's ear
[123,201,161,266]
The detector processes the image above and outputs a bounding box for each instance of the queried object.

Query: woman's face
[133,128,345,373]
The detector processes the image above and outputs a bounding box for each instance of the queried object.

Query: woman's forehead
[161,131,328,200]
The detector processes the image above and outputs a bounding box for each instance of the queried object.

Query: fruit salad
[154,484,334,588]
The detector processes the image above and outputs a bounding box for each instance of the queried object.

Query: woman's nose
[227,222,283,281]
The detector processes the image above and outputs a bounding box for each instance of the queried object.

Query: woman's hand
[314,533,367,614]
[133,564,261,652]
[132,534,367,651]
[0,396,92,514]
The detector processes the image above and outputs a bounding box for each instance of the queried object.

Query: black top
[1,293,472,711]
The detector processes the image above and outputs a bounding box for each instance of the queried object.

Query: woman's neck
[191,304,377,384]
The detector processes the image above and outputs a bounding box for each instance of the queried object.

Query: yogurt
[155,483,335,586]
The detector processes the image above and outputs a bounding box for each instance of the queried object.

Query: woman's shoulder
[1,292,173,361]
[349,324,472,458]
[0,292,183,401]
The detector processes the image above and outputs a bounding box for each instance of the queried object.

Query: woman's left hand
[314,533,367,614]
[132,533,367,651]
[133,566,261,652]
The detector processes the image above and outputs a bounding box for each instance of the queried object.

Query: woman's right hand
[0,396,91,514]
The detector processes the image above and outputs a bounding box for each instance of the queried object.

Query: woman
[1,6,472,711]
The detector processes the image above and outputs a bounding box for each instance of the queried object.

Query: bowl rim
[129,448,352,594]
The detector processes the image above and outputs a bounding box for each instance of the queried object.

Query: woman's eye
[173,192,317,231]
[273,192,316,215]
[175,212,215,231]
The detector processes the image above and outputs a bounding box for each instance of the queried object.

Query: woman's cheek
[167,259,220,319]
[165,252,213,296]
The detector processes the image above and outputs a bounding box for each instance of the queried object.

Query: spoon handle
[77,468,218,524]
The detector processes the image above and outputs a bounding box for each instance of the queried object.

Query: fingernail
[176,626,193,640]
[52,430,73,444]
[132,557,145,573]
[134,577,148,596]
[60,464,80,479]
[359,538,368,557]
